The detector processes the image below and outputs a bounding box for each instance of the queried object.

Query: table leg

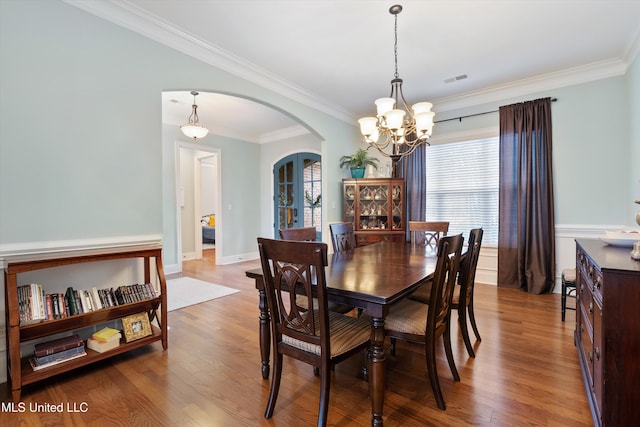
[258,285,270,379]
[369,316,385,426]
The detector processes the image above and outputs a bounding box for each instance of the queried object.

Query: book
[33,345,86,365]
[34,334,84,358]
[65,287,78,316]
[29,350,87,371]
[87,337,120,353]
[91,287,103,310]
[92,327,121,343]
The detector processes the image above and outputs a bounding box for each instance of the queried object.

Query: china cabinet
[342,178,405,245]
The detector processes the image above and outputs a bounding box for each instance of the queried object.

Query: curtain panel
[498,97,555,294]
[399,144,427,241]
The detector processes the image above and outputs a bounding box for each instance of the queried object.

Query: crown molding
[259,125,311,144]
[433,58,629,113]
[63,0,355,124]
[64,0,637,123]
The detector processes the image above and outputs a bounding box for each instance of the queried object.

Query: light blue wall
[0,0,636,269]
[433,76,632,227]
[0,1,360,267]
[628,53,640,224]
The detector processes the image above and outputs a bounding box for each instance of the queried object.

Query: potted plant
[339,148,379,178]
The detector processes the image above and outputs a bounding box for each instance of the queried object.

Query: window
[425,137,498,245]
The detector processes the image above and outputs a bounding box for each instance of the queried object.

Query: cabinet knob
[595,277,602,289]
[588,302,593,314]
[594,347,600,360]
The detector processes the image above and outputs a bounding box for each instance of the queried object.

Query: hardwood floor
[1,251,593,426]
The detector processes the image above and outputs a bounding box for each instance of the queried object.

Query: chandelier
[358,4,435,163]
[181,91,209,140]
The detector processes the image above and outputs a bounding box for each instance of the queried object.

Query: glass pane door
[274,153,321,240]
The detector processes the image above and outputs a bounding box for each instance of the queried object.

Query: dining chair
[561,268,576,322]
[409,228,484,358]
[384,233,464,410]
[409,221,449,253]
[279,226,317,241]
[279,227,354,316]
[389,221,450,352]
[329,222,357,252]
[257,238,371,427]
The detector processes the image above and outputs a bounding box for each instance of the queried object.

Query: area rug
[166,277,240,311]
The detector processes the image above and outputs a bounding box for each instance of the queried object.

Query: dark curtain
[498,97,555,294]
[398,144,427,241]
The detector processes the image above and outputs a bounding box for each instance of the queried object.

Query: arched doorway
[274,153,322,240]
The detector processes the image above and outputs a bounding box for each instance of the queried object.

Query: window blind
[425,137,499,245]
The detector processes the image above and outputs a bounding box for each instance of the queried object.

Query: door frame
[174,141,222,271]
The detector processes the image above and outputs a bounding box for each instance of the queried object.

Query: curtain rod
[434,97,557,124]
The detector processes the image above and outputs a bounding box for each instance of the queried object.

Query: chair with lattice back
[329,222,357,252]
[384,234,464,410]
[257,238,370,426]
[409,221,449,253]
[408,228,484,358]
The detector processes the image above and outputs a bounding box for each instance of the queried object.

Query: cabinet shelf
[20,325,163,386]
[4,246,168,401]
[18,297,161,342]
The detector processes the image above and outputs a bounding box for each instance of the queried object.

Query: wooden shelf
[20,325,163,386]
[4,246,168,401]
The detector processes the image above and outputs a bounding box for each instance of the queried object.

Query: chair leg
[265,353,283,419]
[425,335,446,410]
[561,279,567,322]
[458,306,475,358]
[318,364,331,427]
[443,320,460,381]
[468,294,481,341]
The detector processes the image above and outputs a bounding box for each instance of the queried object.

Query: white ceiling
[67,0,640,143]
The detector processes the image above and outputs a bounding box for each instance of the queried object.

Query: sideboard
[574,239,640,426]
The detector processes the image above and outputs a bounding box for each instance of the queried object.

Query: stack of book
[87,327,121,353]
[29,334,86,371]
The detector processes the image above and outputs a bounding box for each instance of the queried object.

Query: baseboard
[220,251,259,265]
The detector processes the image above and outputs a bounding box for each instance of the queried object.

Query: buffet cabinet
[574,239,640,426]
[342,178,405,245]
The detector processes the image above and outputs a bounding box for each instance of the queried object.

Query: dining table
[246,240,437,427]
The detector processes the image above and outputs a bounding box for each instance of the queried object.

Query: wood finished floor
[1,249,593,426]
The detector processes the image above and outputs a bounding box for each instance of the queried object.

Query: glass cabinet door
[358,184,389,231]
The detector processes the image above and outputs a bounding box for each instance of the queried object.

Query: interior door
[274,153,321,240]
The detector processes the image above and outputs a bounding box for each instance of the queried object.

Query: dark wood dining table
[246,241,437,427]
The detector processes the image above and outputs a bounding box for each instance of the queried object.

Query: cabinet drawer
[592,299,603,422]
[356,233,404,245]
[578,302,594,388]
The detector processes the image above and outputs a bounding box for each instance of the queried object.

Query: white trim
[0,235,162,268]
[174,141,223,269]
[432,58,628,114]
[63,1,634,123]
[259,125,310,144]
[220,251,259,266]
